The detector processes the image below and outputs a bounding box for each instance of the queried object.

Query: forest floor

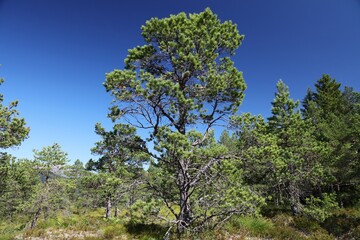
[2,207,360,240]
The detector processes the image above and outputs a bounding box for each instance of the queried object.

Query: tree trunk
[114,205,118,218]
[337,184,344,208]
[177,190,191,234]
[105,196,111,219]
[289,182,300,216]
[44,176,49,220]
[31,208,41,229]
[177,159,192,234]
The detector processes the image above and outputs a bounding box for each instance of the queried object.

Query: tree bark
[31,208,41,229]
[177,159,192,233]
[105,196,111,219]
[114,205,118,218]
[289,183,300,216]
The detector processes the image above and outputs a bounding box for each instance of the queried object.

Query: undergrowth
[2,207,360,239]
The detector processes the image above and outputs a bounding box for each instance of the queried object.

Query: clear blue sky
[1,0,359,163]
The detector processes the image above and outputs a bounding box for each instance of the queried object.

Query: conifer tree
[27,143,70,228]
[0,78,30,150]
[103,8,262,234]
[0,74,30,219]
[302,75,360,206]
[241,81,329,215]
[88,123,147,219]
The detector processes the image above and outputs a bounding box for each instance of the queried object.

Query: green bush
[272,214,294,227]
[125,222,166,239]
[303,193,339,222]
[103,225,126,239]
[267,225,306,240]
[293,216,322,233]
[308,230,334,240]
[322,208,360,237]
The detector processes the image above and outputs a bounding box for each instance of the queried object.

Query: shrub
[272,213,294,227]
[267,225,306,240]
[293,216,322,233]
[322,208,360,237]
[308,229,334,240]
[103,225,126,239]
[125,222,166,239]
[303,193,339,222]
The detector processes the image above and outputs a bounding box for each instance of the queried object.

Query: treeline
[1,8,360,239]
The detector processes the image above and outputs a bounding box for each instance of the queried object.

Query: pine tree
[88,123,147,219]
[103,8,262,234]
[27,143,70,228]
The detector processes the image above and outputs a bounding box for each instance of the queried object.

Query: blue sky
[1,0,359,163]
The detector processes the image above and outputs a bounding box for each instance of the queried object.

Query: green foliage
[125,222,166,240]
[20,144,72,229]
[266,226,306,240]
[322,208,360,237]
[0,157,39,219]
[89,123,148,173]
[235,80,330,215]
[302,74,360,207]
[303,193,339,222]
[87,123,148,220]
[227,215,273,236]
[33,143,69,181]
[2,8,360,240]
[293,216,322,233]
[103,8,257,234]
[0,76,30,220]
[128,199,162,224]
[103,224,126,239]
[219,130,237,152]
[0,78,30,149]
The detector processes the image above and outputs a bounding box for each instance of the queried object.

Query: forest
[1,8,360,240]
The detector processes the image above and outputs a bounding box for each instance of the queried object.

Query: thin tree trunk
[105,196,111,219]
[289,182,300,216]
[177,159,191,234]
[337,184,344,208]
[114,205,118,218]
[31,208,41,229]
[44,176,49,220]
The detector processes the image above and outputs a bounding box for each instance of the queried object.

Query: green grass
[226,215,274,236]
[1,207,358,240]
[0,217,27,240]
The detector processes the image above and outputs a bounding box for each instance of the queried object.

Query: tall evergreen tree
[103,8,262,234]
[302,75,360,206]
[241,81,329,215]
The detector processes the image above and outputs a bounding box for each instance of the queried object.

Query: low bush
[103,224,126,239]
[322,208,360,237]
[308,230,334,240]
[267,225,306,240]
[293,216,322,234]
[125,222,166,239]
